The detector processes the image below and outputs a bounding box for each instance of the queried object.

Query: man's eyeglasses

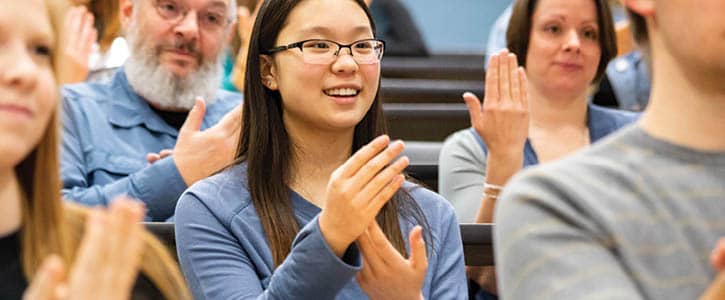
[264,39,386,65]
[154,0,231,33]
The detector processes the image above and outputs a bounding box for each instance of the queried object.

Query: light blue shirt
[484,4,650,111]
[61,68,242,221]
[175,162,468,300]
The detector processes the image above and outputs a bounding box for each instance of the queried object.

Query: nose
[331,47,358,74]
[563,30,581,53]
[0,43,39,93]
[174,10,200,41]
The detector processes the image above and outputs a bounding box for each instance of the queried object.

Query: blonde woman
[1,0,190,298]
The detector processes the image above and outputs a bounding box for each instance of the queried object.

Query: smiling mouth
[324,88,360,97]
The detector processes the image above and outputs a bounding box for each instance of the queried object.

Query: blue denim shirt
[471,104,639,168]
[61,68,242,221]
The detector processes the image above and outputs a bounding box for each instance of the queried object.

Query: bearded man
[61,0,242,221]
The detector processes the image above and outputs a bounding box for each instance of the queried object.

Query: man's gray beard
[124,22,223,111]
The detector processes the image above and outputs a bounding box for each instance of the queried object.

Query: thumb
[408,226,427,272]
[180,98,206,134]
[462,92,484,128]
[711,238,725,272]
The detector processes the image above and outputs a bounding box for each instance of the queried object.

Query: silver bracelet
[483,192,498,200]
[484,182,504,191]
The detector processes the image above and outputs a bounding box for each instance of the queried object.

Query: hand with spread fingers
[23,198,146,300]
[57,6,97,84]
[356,222,427,300]
[464,49,530,163]
[464,49,530,224]
[318,135,410,257]
[173,98,243,186]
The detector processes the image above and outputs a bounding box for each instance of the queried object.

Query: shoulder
[176,163,253,223]
[589,104,640,128]
[440,128,486,162]
[61,81,114,106]
[212,90,243,109]
[204,90,243,119]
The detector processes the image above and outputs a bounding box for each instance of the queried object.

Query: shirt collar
[107,68,180,136]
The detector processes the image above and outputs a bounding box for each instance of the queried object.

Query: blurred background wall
[399,0,512,54]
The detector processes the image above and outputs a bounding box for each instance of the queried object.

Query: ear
[119,0,134,32]
[623,0,655,17]
[259,55,279,90]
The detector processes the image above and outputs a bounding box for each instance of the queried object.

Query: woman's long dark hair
[236,0,431,267]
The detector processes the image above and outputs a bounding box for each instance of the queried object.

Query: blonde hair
[14,1,191,298]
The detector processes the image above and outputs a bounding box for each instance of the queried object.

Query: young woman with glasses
[174,0,467,299]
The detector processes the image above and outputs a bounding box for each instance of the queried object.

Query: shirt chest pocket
[85,151,146,185]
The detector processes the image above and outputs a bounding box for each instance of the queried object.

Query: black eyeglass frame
[263,38,386,61]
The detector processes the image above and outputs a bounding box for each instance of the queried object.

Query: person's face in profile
[525,0,602,98]
[262,0,381,132]
[0,0,57,169]
[646,0,725,83]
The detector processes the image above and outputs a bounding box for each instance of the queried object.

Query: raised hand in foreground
[24,198,145,300]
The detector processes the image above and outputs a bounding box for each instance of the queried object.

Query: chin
[0,140,35,169]
[324,114,367,131]
[161,61,196,78]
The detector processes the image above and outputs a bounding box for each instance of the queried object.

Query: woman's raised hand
[57,6,97,84]
[319,135,409,257]
[464,49,529,158]
[356,223,427,300]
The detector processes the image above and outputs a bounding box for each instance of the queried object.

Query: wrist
[318,213,349,258]
[484,153,524,185]
[487,148,523,162]
[172,155,195,186]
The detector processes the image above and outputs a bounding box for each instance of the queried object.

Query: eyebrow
[202,0,227,11]
[540,14,598,26]
[298,25,372,37]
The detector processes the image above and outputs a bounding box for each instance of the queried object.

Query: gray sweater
[495,125,725,299]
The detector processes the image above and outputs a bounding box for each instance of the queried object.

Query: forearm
[62,157,187,220]
[474,151,523,223]
[262,217,362,299]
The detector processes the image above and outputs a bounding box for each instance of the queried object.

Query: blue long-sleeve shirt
[175,163,468,299]
[60,68,242,221]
